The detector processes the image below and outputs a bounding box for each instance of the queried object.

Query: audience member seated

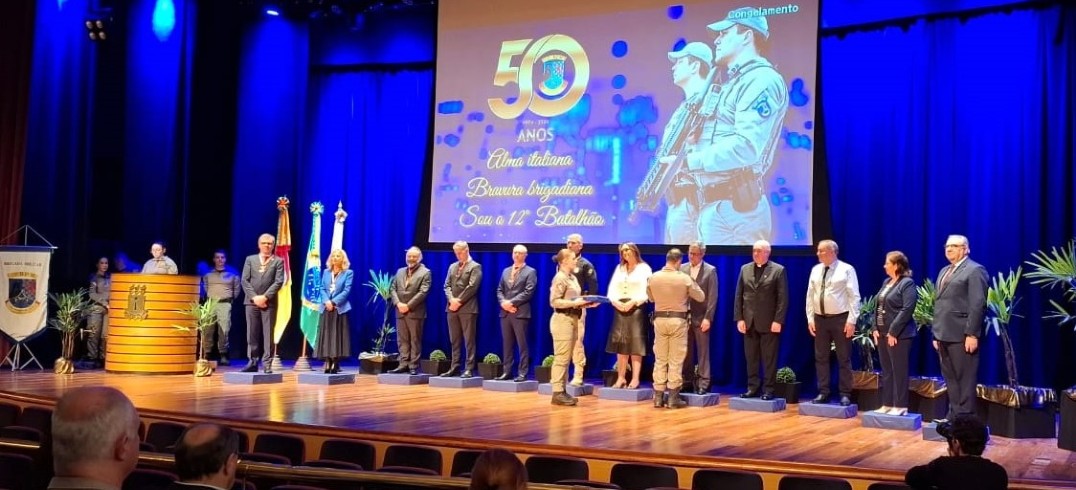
[48,387,141,490]
[904,415,1008,490]
[468,448,527,490]
[170,423,241,490]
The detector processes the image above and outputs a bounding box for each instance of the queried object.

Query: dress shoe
[888,407,908,416]
[666,389,687,409]
[551,392,578,406]
[873,406,893,414]
[440,368,459,377]
[460,370,473,378]
[218,356,230,367]
[740,391,760,398]
[388,365,409,374]
[240,363,258,373]
[839,395,852,407]
[695,387,708,395]
[513,375,527,382]
[654,391,667,408]
[760,393,774,401]
[263,366,273,374]
[409,369,418,375]
[811,394,830,404]
[494,372,511,381]
[931,418,949,424]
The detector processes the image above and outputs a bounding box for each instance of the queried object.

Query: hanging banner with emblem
[0,247,52,342]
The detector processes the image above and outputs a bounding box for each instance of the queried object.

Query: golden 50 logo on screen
[487,34,590,119]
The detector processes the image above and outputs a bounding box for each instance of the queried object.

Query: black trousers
[245,304,275,364]
[397,316,424,369]
[683,323,711,390]
[879,336,912,407]
[447,311,477,372]
[938,339,979,419]
[744,327,780,394]
[814,313,852,396]
[500,314,530,377]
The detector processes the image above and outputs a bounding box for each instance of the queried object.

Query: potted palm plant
[478,353,504,380]
[359,270,399,374]
[535,354,555,383]
[850,294,881,410]
[1025,240,1076,448]
[775,366,801,403]
[980,267,1056,438]
[421,349,450,376]
[908,278,948,419]
[172,298,220,377]
[49,289,91,374]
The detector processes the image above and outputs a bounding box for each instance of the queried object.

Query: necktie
[819,266,830,315]
[510,266,520,285]
[940,264,956,290]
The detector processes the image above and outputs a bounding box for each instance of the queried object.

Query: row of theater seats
[1,401,913,490]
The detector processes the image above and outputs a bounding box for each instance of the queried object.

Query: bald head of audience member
[468,448,528,490]
[51,386,141,488]
[174,423,241,489]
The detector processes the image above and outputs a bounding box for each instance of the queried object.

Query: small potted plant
[421,349,450,376]
[850,294,882,411]
[359,270,399,374]
[172,298,220,377]
[909,278,948,419]
[535,355,555,383]
[775,366,801,403]
[49,289,91,374]
[478,353,503,379]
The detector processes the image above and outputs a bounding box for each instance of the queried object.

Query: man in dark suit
[443,241,483,377]
[734,239,789,400]
[170,423,240,490]
[496,244,537,381]
[931,234,989,423]
[240,233,286,373]
[681,241,718,394]
[389,246,432,375]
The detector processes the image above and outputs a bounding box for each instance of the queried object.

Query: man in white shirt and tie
[805,240,860,406]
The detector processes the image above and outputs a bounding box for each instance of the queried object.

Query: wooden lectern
[105,273,200,374]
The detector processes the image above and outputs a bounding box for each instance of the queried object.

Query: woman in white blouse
[605,242,653,388]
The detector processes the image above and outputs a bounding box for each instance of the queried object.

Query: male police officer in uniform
[671,7,788,245]
[647,248,705,408]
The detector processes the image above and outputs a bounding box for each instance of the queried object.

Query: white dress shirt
[805,259,861,324]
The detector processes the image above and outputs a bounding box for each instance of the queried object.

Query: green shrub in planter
[776,366,797,384]
[542,355,555,367]
[430,349,447,361]
[483,353,502,364]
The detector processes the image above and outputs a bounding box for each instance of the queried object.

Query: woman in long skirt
[605,242,652,388]
[314,249,354,373]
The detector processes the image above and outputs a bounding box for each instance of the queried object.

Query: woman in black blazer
[872,251,919,416]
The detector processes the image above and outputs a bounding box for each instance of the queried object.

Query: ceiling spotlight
[85,17,109,41]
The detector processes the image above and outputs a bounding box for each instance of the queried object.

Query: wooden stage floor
[3,365,1075,483]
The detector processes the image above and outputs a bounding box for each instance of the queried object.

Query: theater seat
[867,484,911,490]
[610,463,679,490]
[778,475,853,490]
[692,469,763,490]
[144,421,186,454]
[0,403,19,428]
[0,425,43,442]
[382,444,442,474]
[450,449,484,477]
[525,455,589,483]
[556,479,621,489]
[16,407,52,437]
[318,439,375,471]
[253,433,306,465]
[377,466,441,476]
[122,467,177,490]
[303,459,364,471]
[0,452,33,490]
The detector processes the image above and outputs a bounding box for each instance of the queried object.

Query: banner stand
[0,225,58,371]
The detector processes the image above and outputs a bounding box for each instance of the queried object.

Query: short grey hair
[819,239,839,254]
[52,387,139,474]
[947,234,970,253]
[513,244,528,254]
[689,241,706,254]
[566,233,583,242]
[666,248,683,263]
[752,240,771,252]
[406,246,423,261]
[452,241,469,252]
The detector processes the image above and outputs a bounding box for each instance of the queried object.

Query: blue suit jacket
[931,258,989,343]
[877,276,918,339]
[319,268,354,314]
[496,264,537,319]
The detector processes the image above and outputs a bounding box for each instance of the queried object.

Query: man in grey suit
[932,234,989,423]
[496,244,537,381]
[389,246,432,375]
[443,241,483,377]
[681,241,718,394]
[734,239,788,399]
[240,233,286,373]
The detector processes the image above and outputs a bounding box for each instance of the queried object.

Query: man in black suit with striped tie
[931,234,989,423]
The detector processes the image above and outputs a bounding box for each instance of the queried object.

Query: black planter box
[985,401,1057,439]
[851,388,882,411]
[535,366,552,384]
[775,382,801,403]
[909,392,949,421]
[420,359,450,376]
[477,363,504,380]
[359,358,399,375]
[1060,395,1076,450]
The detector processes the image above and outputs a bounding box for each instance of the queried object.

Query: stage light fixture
[265,8,280,16]
[85,18,108,41]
